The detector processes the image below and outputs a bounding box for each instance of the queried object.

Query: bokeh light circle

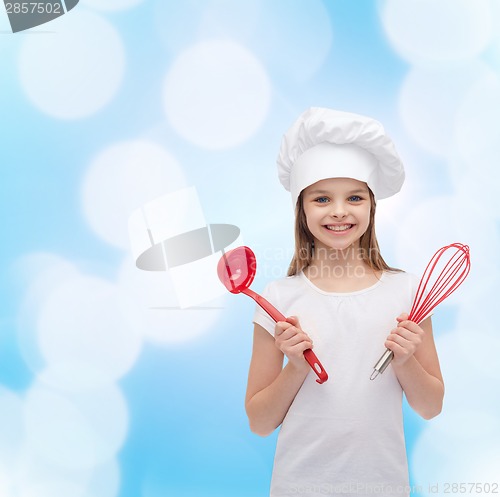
[380,0,492,64]
[454,72,500,172]
[395,195,499,305]
[23,380,128,470]
[15,456,120,497]
[18,9,125,119]
[37,274,142,382]
[253,0,333,82]
[450,165,500,220]
[83,459,121,497]
[153,1,260,54]
[81,140,187,250]
[154,0,332,83]
[15,254,81,373]
[398,62,494,156]
[163,40,271,149]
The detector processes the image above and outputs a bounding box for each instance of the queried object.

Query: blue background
[1,1,499,496]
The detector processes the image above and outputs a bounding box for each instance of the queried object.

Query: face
[302,177,371,253]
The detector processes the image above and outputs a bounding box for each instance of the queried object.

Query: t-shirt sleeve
[252,280,279,336]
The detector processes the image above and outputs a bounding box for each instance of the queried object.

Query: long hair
[287,188,400,276]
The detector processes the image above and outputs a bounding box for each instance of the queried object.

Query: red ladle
[217,246,328,384]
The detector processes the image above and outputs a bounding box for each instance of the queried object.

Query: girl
[245,108,444,497]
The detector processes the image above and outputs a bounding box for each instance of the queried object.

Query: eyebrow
[305,188,369,196]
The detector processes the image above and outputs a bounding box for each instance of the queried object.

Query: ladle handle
[244,289,329,384]
[303,349,328,384]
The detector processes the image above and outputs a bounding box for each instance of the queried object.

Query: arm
[385,315,444,420]
[245,317,312,437]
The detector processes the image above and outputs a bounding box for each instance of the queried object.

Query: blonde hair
[287,188,400,276]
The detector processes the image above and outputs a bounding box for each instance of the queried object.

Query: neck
[303,243,381,292]
[305,243,377,283]
[312,244,365,268]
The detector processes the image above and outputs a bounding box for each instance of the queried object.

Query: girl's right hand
[274,316,313,373]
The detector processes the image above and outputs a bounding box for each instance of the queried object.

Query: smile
[324,224,354,232]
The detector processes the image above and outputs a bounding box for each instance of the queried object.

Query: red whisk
[370,242,471,380]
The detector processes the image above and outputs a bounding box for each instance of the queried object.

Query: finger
[274,321,292,338]
[398,320,424,335]
[280,322,310,338]
[385,332,411,348]
[275,320,294,332]
[396,312,409,322]
[276,324,297,340]
[391,326,415,341]
[283,333,312,348]
[384,339,408,356]
[276,333,313,356]
[287,341,314,357]
[279,328,312,347]
[286,316,302,329]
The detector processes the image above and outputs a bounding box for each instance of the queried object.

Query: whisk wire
[408,243,470,324]
[412,255,459,321]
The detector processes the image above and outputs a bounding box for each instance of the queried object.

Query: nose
[329,201,348,219]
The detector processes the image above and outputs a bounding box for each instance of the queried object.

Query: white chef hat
[277,107,405,206]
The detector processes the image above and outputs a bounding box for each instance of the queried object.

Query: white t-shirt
[252,270,419,497]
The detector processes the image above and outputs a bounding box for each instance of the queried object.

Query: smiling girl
[245,108,444,497]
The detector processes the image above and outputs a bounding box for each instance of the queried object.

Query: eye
[348,195,363,202]
[314,196,330,204]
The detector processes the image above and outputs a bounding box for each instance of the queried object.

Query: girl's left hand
[384,313,424,366]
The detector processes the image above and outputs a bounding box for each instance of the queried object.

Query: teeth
[326,224,352,232]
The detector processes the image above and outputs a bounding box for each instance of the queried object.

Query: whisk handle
[370,348,394,380]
